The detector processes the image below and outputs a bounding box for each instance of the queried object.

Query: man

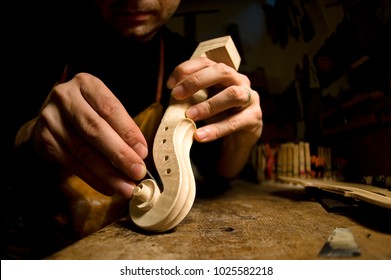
[2,0,262,258]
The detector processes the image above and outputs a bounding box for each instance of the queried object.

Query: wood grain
[49,179,391,260]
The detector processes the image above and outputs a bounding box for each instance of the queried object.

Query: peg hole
[222,226,235,232]
[164,126,169,131]
[164,155,169,161]
[166,168,171,174]
[162,139,166,144]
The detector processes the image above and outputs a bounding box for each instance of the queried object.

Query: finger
[48,127,135,197]
[166,56,214,89]
[193,102,262,143]
[186,86,254,121]
[169,60,244,100]
[167,57,248,100]
[52,77,146,180]
[36,120,116,195]
[42,127,118,196]
[63,152,137,199]
[40,105,137,198]
[76,74,148,159]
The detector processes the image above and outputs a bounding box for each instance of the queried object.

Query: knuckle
[248,101,263,122]
[227,117,239,132]
[73,72,93,83]
[199,56,215,67]
[98,95,121,118]
[81,115,104,140]
[39,106,52,125]
[241,74,251,85]
[213,62,231,75]
[51,73,94,102]
[227,86,247,102]
[248,108,263,135]
[204,99,217,115]
[122,127,140,143]
[50,85,68,104]
[185,74,203,90]
[254,109,263,124]
[112,145,131,164]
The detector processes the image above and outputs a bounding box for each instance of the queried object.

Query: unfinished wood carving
[129,36,241,232]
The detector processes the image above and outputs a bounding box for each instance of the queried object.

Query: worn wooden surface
[48,179,391,260]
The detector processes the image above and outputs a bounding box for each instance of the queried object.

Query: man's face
[95,0,181,41]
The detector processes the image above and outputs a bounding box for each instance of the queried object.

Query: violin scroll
[129,36,241,232]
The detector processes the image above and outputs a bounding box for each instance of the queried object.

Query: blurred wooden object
[57,172,128,239]
[277,176,391,209]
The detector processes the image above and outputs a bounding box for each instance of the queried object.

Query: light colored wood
[277,176,391,209]
[129,36,241,232]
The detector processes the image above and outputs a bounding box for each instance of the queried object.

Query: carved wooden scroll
[129,36,241,232]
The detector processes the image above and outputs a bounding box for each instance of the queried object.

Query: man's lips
[112,10,153,22]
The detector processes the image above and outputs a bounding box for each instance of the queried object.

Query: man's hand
[167,56,263,177]
[16,73,148,199]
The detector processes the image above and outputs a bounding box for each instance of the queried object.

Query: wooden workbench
[47,179,391,260]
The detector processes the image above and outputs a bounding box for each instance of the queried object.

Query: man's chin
[116,25,159,42]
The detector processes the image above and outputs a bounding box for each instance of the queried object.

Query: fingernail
[195,129,208,142]
[172,84,186,99]
[134,142,148,159]
[166,77,176,89]
[131,163,146,180]
[117,181,134,199]
[186,107,199,120]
